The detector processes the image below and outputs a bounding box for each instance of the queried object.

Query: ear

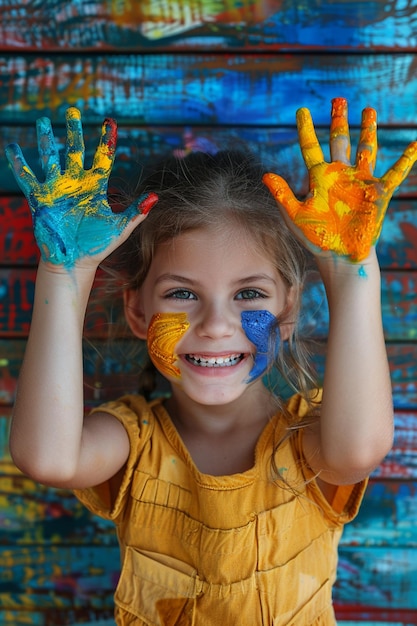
[124,289,148,340]
[279,285,298,341]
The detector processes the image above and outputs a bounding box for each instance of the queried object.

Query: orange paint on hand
[330,97,351,162]
[264,100,417,263]
[147,312,190,379]
[308,161,380,259]
[264,161,381,261]
[296,107,324,169]
[330,97,348,136]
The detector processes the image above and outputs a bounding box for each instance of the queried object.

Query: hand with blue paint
[5,108,157,269]
[263,98,417,262]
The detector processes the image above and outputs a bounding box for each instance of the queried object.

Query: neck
[164,383,278,476]
[165,381,276,437]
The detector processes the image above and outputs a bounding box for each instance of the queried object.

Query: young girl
[6,99,417,625]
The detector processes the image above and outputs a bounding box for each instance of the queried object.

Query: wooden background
[1,1,417,624]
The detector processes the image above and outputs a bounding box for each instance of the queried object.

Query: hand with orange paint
[6,108,157,269]
[263,98,417,262]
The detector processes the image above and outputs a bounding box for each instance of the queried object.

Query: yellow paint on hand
[267,99,417,262]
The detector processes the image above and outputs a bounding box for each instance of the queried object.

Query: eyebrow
[155,274,197,286]
[155,273,278,286]
[235,274,278,285]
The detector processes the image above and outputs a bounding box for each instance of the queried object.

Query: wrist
[37,258,97,296]
[315,248,382,305]
[38,257,97,278]
[315,247,380,280]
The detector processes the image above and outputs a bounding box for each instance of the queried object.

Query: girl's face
[125,224,294,408]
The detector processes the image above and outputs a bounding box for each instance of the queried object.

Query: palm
[264,98,417,262]
[296,160,383,261]
[6,108,155,268]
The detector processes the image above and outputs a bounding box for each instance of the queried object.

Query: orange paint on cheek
[147,312,190,379]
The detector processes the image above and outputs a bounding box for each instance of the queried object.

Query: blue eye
[166,289,196,300]
[236,289,266,300]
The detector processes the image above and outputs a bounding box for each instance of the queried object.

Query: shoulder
[74,395,165,520]
[90,394,160,435]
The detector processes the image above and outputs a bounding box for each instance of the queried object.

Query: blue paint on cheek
[241,310,280,383]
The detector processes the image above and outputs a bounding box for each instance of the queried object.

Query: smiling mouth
[185,353,245,368]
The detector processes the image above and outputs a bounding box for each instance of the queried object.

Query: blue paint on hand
[5,109,155,268]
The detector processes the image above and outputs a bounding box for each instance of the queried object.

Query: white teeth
[187,354,243,367]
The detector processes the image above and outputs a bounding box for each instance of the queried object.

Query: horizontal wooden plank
[1,488,417,617]
[2,474,417,547]
[0,0,416,51]
[1,54,417,128]
[0,339,150,407]
[302,271,417,342]
[0,610,114,626]
[0,197,38,266]
[1,407,416,478]
[374,412,417,477]
[341,479,417,547]
[1,340,417,413]
[0,474,116,546]
[0,545,118,609]
[0,408,12,464]
[1,269,416,341]
[378,200,417,270]
[3,618,409,626]
[334,546,417,610]
[340,621,416,626]
[313,343,417,411]
[0,269,35,337]
[3,196,416,270]
[1,339,417,411]
[1,544,416,615]
[337,612,417,625]
[2,402,417,477]
[2,125,417,199]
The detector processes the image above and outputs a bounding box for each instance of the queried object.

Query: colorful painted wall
[1,1,417,624]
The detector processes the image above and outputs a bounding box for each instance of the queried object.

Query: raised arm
[7,108,157,488]
[263,97,417,485]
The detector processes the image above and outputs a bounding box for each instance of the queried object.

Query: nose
[195,301,236,339]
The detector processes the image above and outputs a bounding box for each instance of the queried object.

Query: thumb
[114,191,159,242]
[123,191,159,221]
[262,173,301,221]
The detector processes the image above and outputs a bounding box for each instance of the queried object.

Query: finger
[330,97,351,164]
[296,107,324,169]
[5,143,41,199]
[36,116,61,179]
[380,141,417,192]
[91,117,118,175]
[356,107,377,173]
[65,107,84,174]
[123,191,159,221]
[263,172,302,221]
[99,192,159,259]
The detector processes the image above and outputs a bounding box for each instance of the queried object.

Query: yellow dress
[74,393,367,625]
